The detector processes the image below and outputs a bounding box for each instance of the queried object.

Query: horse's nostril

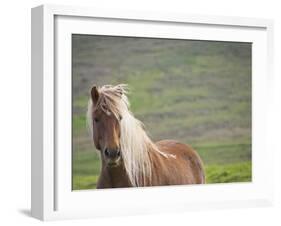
[117,150,121,157]
[104,148,110,157]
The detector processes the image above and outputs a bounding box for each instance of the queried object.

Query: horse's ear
[90,85,99,105]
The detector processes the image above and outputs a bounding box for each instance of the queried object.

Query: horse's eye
[94,117,99,123]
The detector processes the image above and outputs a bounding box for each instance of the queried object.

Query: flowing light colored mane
[87,84,161,186]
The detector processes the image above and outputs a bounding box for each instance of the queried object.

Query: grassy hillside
[72,35,252,190]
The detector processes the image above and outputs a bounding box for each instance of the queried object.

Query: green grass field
[72,35,252,190]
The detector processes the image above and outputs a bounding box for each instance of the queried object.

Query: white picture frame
[31,4,274,221]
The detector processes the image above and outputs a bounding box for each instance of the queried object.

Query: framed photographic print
[31,4,274,221]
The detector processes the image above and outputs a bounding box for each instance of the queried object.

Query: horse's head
[88,85,126,167]
[88,84,154,186]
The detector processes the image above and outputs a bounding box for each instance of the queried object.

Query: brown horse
[87,84,205,188]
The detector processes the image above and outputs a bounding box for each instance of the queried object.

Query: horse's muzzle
[104,148,121,160]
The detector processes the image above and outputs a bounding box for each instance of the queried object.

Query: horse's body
[97,140,205,188]
[87,84,205,188]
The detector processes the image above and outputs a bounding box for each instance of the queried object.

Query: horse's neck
[100,163,131,188]
[98,141,157,188]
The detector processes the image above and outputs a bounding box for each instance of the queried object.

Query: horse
[87,84,205,188]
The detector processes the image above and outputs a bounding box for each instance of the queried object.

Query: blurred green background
[72,35,252,190]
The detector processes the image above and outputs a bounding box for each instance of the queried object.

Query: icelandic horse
[87,84,205,188]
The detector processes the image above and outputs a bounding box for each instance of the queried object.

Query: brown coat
[97,140,205,188]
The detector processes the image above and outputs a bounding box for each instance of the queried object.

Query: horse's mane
[87,84,160,186]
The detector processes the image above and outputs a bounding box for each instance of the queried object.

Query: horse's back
[155,140,205,184]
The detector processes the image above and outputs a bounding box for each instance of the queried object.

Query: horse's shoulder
[154,140,205,184]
